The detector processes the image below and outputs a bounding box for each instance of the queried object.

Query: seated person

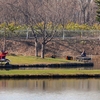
[81,50,86,57]
[0,50,8,60]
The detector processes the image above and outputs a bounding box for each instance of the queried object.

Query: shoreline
[0,74,100,79]
[0,62,94,69]
[0,62,96,79]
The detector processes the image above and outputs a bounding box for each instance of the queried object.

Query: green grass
[0,69,100,75]
[1,55,97,76]
[6,55,77,65]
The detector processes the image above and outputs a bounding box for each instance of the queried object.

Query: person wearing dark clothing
[81,50,86,57]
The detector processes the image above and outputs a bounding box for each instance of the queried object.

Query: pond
[0,79,100,100]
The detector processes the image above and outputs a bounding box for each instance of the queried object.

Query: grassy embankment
[0,55,97,76]
[0,69,100,75]
[7,55,76,65]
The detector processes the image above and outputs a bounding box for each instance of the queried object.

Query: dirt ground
[0,38,100,58]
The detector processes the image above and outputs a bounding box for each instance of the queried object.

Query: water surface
[0,79,100,100]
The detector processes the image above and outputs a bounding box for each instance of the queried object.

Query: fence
[0,30,100,40]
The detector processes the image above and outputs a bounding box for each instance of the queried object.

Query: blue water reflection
[0,79,100,100]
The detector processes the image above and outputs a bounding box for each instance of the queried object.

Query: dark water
[0,79,100,100]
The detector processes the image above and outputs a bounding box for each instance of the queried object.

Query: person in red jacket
[0,50,8,60]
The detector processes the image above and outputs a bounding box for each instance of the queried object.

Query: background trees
[0,0,97,25]
[0,0,99,58]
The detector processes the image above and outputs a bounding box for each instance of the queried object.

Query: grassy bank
[0,69,100,75]
[0,55,96,78]
[7,55,77,65]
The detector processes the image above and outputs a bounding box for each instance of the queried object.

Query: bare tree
[0,0,97,25]
[30,0,58,58]
[78,0,92,24]
[7,0,58,58]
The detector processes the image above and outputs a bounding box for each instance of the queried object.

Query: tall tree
[95,0,100,22]
[78,0,92,24]
[7,0,58,58]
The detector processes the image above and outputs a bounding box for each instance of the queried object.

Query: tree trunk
[24,0,29,25]
[3,30,6,51]
[83,10,86,24]
[3,37,6,51]
[35,41,38,57]
[41,43,45,58]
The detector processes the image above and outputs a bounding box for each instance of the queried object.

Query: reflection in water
[0,79,100,100]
